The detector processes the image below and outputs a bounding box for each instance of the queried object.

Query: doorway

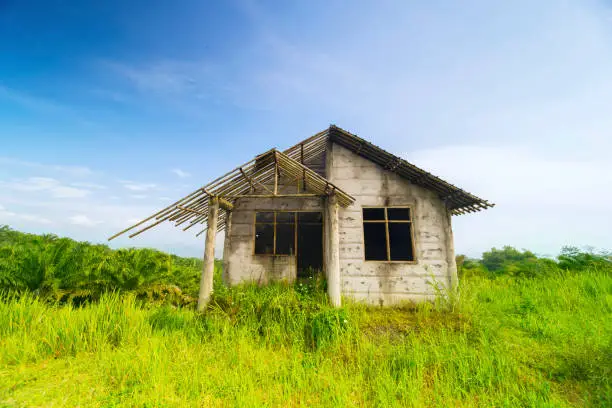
[297,212,323,278]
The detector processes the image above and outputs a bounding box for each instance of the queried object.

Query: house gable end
[285,126,494,215]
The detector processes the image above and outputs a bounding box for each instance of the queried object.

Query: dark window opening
[363,207,385,221]
[297,212,323,223]
[363,223,387,260]
[389,223,413,261]
[254,212,322,263]
[362,207,415,261]
[254,223,274,254]
[297,222,323,277]
[276,212,295,223]
[256,212,274,223]
[387,208,410,221]
[275,224,295,255]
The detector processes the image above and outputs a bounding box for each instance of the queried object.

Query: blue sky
[1,0,611,257]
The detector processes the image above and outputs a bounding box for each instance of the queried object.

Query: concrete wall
[222,142,457,306]
[328,143,456,305]
[223,171,324,285]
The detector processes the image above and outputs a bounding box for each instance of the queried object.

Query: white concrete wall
[329,143,455,305]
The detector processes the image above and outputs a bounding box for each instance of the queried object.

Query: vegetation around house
[0,226,610,407]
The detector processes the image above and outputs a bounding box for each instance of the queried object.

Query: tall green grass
[1,269,610,407]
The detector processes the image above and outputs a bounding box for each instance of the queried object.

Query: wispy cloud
[0,85,99,127]
[0,85,74,116]
[119,180,157,192]
[0,204,52,224]
[0,157,93,177]
[3,177,91,199]
[69,214,102,227]
[129,194,148,199]
[103,60,205,95]
[98,59,243,116]
[71,182,107,189]
[171,168,191,178]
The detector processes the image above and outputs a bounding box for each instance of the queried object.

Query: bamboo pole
[107,188,203,241]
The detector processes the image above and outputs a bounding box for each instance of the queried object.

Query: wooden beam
[300,143,307,193]
[217,197,234,211]
[177,205,207,216]
[273,152,278,195]
[239,167,273,194]
[199,189,234,211]
[224,193,320,198]
[107,188,204,241]
[239,167,254,193]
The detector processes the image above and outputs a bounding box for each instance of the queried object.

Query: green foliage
[482,246,539,276]
[558,246,612,271]
[0,225,204,303]
[458,245,611,279]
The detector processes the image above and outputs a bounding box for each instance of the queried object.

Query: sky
[0,0,611,258]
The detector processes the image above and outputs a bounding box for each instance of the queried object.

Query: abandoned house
[110,125,493,309]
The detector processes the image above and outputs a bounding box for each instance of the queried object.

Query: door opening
[297,212,323,278]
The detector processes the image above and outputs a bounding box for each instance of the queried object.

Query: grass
[0,269,610,407]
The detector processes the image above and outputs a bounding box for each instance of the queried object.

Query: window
[362,207,415,261]
[254,211,296,255]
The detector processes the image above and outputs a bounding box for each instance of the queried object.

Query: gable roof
[109,125,492,241]
[109,147,354,241]
[283,125,494,215]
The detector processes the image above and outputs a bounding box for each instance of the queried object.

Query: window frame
[252,210,324,257]
[362,206,417,263]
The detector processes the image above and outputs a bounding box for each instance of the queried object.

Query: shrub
[558,246,612,272]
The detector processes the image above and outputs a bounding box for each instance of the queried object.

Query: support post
[222,211,232,285]
[326,193,341,307]
[445,210,459,291]
[197,196,219,311]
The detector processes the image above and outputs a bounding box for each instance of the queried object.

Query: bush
[558,246,611,271]
[482,246,538,273]
[0,225,205,304]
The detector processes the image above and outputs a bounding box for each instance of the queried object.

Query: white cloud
[0,204,52,224]
[69,214,102,227]
[0,204,15,217]
[4,177,90,199]
[407,146,612,211]
[71,182,107,190]
[171,168,191,178]
[0,157,93,177]
[119,180,157,191]
[130,194,148,199]
[18,214,53,224]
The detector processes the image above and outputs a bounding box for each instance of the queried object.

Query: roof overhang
[326,125,494,215]
[108,147,354,240]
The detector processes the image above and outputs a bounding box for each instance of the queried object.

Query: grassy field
[0,267,610,407]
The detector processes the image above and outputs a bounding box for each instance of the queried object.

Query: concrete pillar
[222,211,232,285]
[326,193,341,307]
[197,197,219,311]
[445,210,458,290]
